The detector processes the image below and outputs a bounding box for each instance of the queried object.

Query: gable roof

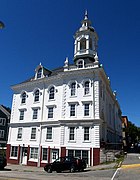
[0,105,11,118]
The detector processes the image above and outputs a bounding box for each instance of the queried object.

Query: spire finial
[84,10,88,20]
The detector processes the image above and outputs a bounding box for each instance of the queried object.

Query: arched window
[84,81,90,95]
[34,89,40,102]
[21,92,26,104]
[37,68,42,79]
[49,87,55,100]
[80,38,86,50]
[77,60,83,68]
[71,82,76,96]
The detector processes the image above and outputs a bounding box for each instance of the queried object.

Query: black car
[0,155,7,169]
[44,156,86,173]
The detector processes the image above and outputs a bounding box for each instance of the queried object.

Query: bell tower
[74,11,98,63]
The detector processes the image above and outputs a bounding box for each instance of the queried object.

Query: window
[42,148,48,161]
[37,68,42,79]
[48,107,53,118]
[84,127,89,141]
[84,81,90,95]
[69,127,75,141]
[30,147,38,159]
[46,127,52,140]
[49,87,55,100]
[70,104,76,117]
[84,104,89,116]
[19,110,24,120]
[21,92,26,104]
[34,89,40,102]
[32,109,38,119]
[71,82,76,96]
[0,130,4,138]
[17,128,22,139]
[80,38,86,50]
[89,38,92,50]
[75,150,81,157]
[52,151,57,160]
[31,127,36,140]
[77,61,83,68]
[0,118,5,126]
[68,150,74,157]
[11,146,18,157]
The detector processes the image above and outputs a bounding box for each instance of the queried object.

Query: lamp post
[0,21,5,29]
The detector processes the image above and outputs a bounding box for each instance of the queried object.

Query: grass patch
[115,155,124,168]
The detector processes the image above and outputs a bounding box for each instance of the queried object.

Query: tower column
[86,35,89,50]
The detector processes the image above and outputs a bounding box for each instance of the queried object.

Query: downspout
[38,79,45,167]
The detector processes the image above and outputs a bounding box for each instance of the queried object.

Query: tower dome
[74,11,98,63]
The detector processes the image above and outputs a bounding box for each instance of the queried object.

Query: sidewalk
[6,162,117,172]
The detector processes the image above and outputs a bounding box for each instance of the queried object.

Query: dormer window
[80,38,86,50]
[37,68,42,79]
[77,60,83,68]
[21,92,26,104]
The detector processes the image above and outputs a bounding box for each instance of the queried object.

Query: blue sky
[0,0,140,126]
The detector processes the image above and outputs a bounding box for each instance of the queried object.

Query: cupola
[74,10,98,63]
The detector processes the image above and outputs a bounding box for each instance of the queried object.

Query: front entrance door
[51,149,59,162]
[22,147,28,165]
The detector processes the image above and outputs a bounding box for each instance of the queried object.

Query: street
[0,164,116,180]
[0,153,140,180]
[113,153,140,180]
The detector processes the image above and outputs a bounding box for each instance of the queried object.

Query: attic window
[37,68,42,79]
[77,60,83,68]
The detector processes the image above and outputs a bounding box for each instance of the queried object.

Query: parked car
[0,155,7,169]
[44,156,86,173]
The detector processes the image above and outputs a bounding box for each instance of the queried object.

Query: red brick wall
[93,148,100,166]
[6,144,10,162]
[48,146,50,163]
[61,147,66,157]
[18,145,20,164]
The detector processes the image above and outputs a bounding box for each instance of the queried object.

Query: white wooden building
[7,11,122,167]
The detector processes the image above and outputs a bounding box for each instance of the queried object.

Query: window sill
[48,99,55,102]
[68,140,76,143]
[33,101,40,104]
[10,157,18,160]
[83,141,91,143]
[83,94,91,97]
[16,139,22,141]
[70,95,77,98]
[45,139,53,142]
[20,103,26,106]
[30,139,36,141]
[41,160,48,163]
[28,158,38,162]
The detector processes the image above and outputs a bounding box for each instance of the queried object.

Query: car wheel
[70,165,75,173]
[47,166,52,173]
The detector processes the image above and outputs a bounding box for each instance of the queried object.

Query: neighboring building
[0,105,11,151]
[122,116,129,151]
[7,11,122,167]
